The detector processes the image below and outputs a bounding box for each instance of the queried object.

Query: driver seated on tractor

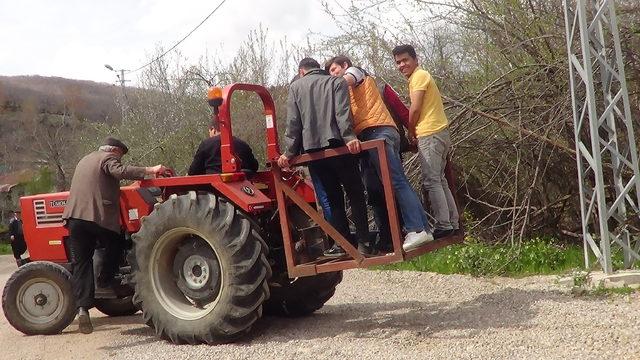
[188,115,259,175]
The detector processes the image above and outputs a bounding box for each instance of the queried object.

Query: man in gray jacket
[63,137,166,334]
[278,58,369,257]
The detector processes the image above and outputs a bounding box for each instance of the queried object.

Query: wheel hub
[182,255,210,290]
[17,279,64,324]
[34,293,48,306]
[172,239,221,304]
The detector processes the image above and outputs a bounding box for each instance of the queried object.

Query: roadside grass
[0,243,12,255]
[376,236,626,277]
[589,284,637,296]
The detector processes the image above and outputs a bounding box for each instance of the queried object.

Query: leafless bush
[319,0,640,244]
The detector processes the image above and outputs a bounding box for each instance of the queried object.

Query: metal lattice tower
[563,0,640,274]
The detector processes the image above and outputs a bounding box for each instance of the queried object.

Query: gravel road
[1,255,638,360]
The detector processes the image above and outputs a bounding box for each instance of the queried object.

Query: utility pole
[563,0,640,274]
[104,64,130,121]
[116,69,129,89]
[104,64,130,93]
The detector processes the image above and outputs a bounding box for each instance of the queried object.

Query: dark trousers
[66,218,123,308]
[10,236,27,260]
[308,154,369,246]
[361,157,392,244]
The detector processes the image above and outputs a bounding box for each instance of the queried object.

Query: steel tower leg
[563,0,640,274]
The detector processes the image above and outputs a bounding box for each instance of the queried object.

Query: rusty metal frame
[273,139,464,277]
[217,83,281,173]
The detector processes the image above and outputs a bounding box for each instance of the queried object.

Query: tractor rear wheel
[2,261,76,335]
[94,296,138,317]
[264,271,343,317]
[130,191,271,344]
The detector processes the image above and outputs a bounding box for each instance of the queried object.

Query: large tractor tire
[2,261,76,335]
[130,191,271,344]
[264,271,343,317]
[95,296,138,317]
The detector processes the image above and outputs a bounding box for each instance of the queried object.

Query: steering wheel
[159,168,176,178]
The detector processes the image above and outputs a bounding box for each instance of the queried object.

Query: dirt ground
[1,255,639,360]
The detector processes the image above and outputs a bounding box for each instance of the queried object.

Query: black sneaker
[77,307,93,334]
[433,229,454,240]
[358,242,378,256]
[323,245,347,257]
[378,244,394,253]
[374,234,393,253]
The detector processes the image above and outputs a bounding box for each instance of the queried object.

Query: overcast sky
[0,0,338,85]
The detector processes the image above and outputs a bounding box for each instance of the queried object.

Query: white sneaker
[402,231,434,251]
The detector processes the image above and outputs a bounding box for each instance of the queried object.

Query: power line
[127,0,229,74]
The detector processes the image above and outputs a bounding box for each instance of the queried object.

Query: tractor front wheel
[2,261,76,335]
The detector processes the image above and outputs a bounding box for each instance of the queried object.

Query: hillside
[0,75,128,180]
[0,75,122,124]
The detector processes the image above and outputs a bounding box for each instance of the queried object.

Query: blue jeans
[359,126,430,235]
[308,167,332,222]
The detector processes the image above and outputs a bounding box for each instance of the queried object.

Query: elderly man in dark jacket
[8,210,27,267]
[63,137,166,334]
[278,58,369,257]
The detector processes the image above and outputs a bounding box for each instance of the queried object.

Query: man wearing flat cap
[63,137,166,334]
[8,209,27,267]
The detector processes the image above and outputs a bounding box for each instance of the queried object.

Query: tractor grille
[34,200,64,226]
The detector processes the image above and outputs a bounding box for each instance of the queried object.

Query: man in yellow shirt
[392,44,459,238]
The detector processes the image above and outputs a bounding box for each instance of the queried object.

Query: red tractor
[2,84,463,344]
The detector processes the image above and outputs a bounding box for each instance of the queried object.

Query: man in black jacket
[8,210,27,267]
[188,116,259,175]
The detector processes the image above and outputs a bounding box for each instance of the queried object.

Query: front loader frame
[273,140,464,278]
